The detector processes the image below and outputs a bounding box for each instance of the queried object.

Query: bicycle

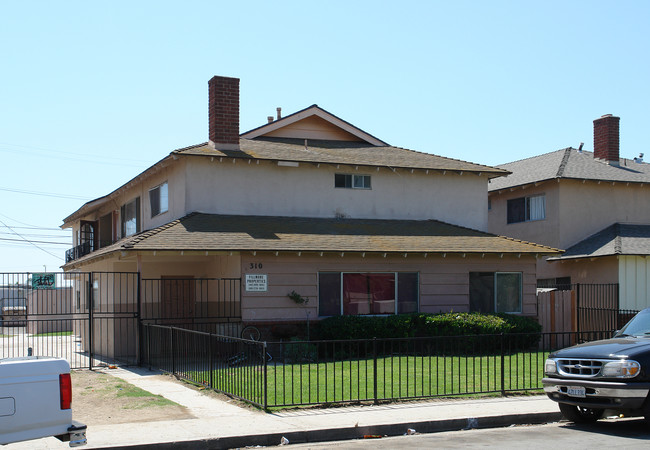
[225,325,272,366]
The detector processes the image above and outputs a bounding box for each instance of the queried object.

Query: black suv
[543,308,650,423]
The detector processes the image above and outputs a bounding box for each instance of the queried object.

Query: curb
[103,411,562,449]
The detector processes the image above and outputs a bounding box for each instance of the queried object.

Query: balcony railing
[65,241,114,263]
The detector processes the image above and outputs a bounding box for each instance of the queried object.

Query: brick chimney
[208,76,240,150]
[593,114,620,165]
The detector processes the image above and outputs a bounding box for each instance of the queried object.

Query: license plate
[567,386,586,398]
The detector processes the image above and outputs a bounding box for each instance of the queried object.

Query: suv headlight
[601,360,641,378]
[545,358,557,375]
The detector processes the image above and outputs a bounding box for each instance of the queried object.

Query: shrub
[313,312,541,341]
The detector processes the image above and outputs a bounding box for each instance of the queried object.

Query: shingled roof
[62,213,560,268]
[548,223,650,261]
[177,137,507,177]
[488,148,650,191]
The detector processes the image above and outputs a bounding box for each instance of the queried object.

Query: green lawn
[190,351,551,408]
[31,331,74,337]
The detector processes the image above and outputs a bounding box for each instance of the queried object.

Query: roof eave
[177,149,508,177]
[61,154,177,226]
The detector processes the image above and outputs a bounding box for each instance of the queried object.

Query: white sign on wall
[245,274,268,292]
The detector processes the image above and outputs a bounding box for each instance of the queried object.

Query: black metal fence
[574,283,639,332]
[141,277,241,337]
[141,324,615,409]
[0,272,140,369]
[0,273,242,370]
[143,324,267,407]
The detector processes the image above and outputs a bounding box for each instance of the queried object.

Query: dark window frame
[507,194,545,224]
[120,197,141,237]
[469,271,522,314]
[335,174,371,190]
[149,181,169,218]
[318,271,419,317]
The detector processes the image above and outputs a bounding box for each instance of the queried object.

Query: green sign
[32,273,56,290]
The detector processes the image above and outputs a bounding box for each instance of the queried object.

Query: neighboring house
[488,114,650,310]
[61,76,558,331]
[0,285,27,327]
[26,287,73,334]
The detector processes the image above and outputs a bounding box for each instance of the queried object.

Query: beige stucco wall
[488,181,560,248]
[69,160,187,246]
[558,180,650,249]
[541,256,618,284]
[239,252,538,321]
[490,179,650,251]
[184,158,489,230]
[489,179,650,285]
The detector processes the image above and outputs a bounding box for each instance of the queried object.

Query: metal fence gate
[0,272,242,369]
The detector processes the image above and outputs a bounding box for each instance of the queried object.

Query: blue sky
[1,1,649,271]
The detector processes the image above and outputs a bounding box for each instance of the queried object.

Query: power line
[0,218,63,260]
[0,186,91,200]
[0,142,151,168]
[0,213,63,230]
[0,225,64,231]
[0,237,69,245]
[0,231,71,239]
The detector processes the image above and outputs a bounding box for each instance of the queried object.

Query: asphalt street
[287,418,650,449]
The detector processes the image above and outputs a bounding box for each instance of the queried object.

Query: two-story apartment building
[488,114,650,310]
[62,76,557,331]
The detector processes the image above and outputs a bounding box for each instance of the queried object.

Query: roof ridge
[491,233,563,252]
[556,147,573,178]
[614,223,623,254]
[496,147,576,168]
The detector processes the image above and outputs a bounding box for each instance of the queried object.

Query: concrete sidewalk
[8,366,562,449]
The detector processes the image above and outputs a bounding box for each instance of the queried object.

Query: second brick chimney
[208,76,240,150]
[593,114,620,165]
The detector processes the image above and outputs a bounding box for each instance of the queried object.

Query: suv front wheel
[559,403,604,423]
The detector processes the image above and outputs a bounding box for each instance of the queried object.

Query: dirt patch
[71,370,194,426]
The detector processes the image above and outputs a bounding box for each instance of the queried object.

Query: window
[469,272,522,313]
[149,182,168,218]
[318,272,419,316]
[507,194,545,224]
[335,174,371,189]
[120,197,141,237]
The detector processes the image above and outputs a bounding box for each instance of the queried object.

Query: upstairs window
[149,182,169,218]
[121,197,140,237]
[507,194,545,224]
[335,174,371,189]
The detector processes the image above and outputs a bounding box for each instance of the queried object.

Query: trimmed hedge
[313,312,542,341]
